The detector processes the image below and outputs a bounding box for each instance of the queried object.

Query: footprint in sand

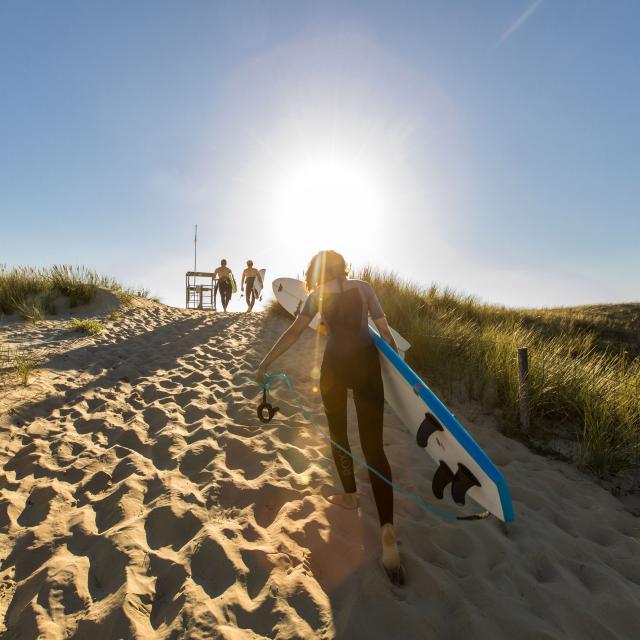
[66,529,129,602]
[240,548,275,599]
[148,554,188,630]
[17,485,60,527]
[190,536,236,598]
[179,443,217,479]
[144,505,202,551]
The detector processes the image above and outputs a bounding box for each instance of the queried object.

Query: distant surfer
[214,259,234,312]
[257,250,405,585]
[241,260,264,313]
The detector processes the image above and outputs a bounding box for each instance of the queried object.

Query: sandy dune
[1,298,639,639]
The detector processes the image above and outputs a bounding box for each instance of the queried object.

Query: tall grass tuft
[0,346,39,387]
[355,268,640,477]
[70,318,104,335]
[14,351,37,385]
[0,265,130,316]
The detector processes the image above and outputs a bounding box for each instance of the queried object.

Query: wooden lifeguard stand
[185,272,217,310]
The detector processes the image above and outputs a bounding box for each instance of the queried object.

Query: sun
[272,151,386,248]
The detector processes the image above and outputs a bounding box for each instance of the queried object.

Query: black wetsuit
[301,279,393,525]
[218,278,232,309]
[245,276,256,307]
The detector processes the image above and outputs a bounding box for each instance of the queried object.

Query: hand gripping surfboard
[272,277,514,523]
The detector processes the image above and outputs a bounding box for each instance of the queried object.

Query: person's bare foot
[381,523,406,586]
[325,492,359,509]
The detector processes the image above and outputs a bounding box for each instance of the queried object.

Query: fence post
[517,347,530,434]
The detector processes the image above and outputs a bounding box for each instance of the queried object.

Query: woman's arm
[373,316,399,353]
[364,282,399,353]
[240,269,246,290]
[257,314,312,382]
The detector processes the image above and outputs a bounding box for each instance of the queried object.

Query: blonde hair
[304,250,348,292]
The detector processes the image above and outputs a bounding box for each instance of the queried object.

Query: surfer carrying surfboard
[257,250,405,585]
[214,259,235,312]
[241,260,264,313]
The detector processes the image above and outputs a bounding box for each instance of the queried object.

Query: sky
[1,0,638,310]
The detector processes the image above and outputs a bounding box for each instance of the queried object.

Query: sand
[1,298,639,639]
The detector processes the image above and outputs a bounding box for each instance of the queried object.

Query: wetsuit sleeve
[364,283,385,319]
[300,291,318,318]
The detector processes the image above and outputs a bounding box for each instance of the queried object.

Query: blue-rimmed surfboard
[272,277,514,523]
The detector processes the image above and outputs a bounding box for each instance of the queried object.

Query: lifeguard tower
[185,272,217,310]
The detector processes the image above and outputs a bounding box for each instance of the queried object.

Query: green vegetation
[270,269,640,477]
[70,318,104,335]
[14,301,47,324]
[14,351,37,385]
[360,268,640,477]
[0,347,39,388]
[0,265,146,319]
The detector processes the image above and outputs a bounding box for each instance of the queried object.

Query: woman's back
[302,279,384,356]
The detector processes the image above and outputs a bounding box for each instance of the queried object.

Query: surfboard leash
[258,373,490,524]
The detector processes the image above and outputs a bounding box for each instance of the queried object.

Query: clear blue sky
[1,1,638,309]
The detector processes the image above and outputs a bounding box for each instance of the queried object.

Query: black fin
[451,464,481,505]
[416,413,443,448]
[432,460,455,499]
[278,284,283,292]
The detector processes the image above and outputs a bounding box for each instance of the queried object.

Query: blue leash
[259,373,490,523]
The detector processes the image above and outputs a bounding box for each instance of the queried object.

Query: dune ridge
[1,298,639,639]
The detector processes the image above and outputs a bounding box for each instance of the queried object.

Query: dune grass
[13,351,38,385]
[269,269,640,477]
[358,267,640,477]
[0,265,147,319]
[70,318,104,335]
[0,346,39,388]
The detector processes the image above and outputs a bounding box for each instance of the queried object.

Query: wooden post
[517,347,530,433]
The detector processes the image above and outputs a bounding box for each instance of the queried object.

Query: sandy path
[1,300,639,639]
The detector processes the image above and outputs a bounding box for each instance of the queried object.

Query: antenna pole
[194,224,198,273]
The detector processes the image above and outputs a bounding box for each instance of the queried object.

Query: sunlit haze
[1,1,638,310]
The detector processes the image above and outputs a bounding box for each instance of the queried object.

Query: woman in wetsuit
[214,259,234,312]
[257,250,405,585]
[241,260,263,313]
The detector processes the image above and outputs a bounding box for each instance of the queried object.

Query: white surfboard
[272,277,410,356]
[253,268,266,298]
[272,277,514,523]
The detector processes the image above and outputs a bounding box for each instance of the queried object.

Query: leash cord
[261,373,490,523]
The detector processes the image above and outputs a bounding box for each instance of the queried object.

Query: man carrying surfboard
[257,250,405,585]
[240,260,264,313]
[214,259,235,312]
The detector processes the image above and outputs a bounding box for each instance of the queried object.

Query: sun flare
[272,152,386,247]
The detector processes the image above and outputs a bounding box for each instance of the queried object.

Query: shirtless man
[213,259,235,312]
[240,260,264,312]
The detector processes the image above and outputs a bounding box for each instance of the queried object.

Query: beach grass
[0,265,144,318]
[70,318,104,335]
[0,346,39,388]
[13,351,38,385]
[359,267,640,477]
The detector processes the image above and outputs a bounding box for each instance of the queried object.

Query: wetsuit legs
[320,381,357,494]
[245,280,256,308]
[320,351,393,526]
[219,282,232,310]
[353,383,393,526]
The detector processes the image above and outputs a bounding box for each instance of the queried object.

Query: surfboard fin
[432,460,454,499]
[416,413,443,448]
[451,464,481,505]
